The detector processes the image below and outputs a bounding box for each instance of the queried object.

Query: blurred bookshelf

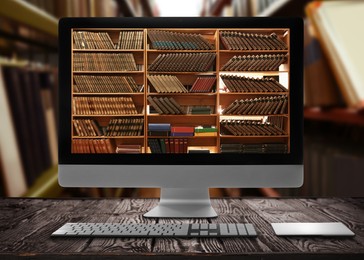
[1,0,364,198]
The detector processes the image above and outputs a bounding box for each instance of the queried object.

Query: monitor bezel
[59,17,303,165]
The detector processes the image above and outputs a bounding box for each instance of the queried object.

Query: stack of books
[148,138,188,153]
[148,123,171,137]
[220,75,287,93]
[116,144,142,154]
[117,31,143,49]
[147,75,188,93]
[171,126,194,137]
[148,30,213,50]
[190,77,216,93]
[72,97,138,115]
[222,95,288,115]
[220,143,288,153]
[147,96,185,115]
[220,119,286,136]
[221,54,288,71]
[73,53,138,71]
[220,31,288,50]
[72,139,114,153]
[73,75,141,93]
[148,53,216,72]
[194,126,217,136]
[73,31,115,49]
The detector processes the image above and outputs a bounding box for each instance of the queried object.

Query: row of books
[148,124,217,137]
[73,75,141,93]
[220,31,288,51]
[73,118,144,137]
[73,31,144,50]
[73,31,115,49]
[72,139,114,153]
[267,116,286,131]
[148,30,213,50]
[221,54,287,71]
[186,106,214,115]
[220,119,286,136]
[148,53,216,72]
[73,53,138,71]
[116,144,142,154]
[222,95,288,115]
[148,138,188,153]
[148,75,216,93]
[220,143,288,153]
[190,77,216,93]
[117,31,144,49]
[147,75,188,93]
[72,97,138,115]
[105,118,144,136]
[147,96,185,115]
[220,75,287,93]
[1,67,58,196]
[73,119,101,137]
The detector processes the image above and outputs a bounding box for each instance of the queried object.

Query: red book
[175,138,179,153]
[171,126,194,133]
[169,138,174,153]
[165,138,170,153]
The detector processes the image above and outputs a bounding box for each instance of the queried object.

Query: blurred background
[0,0,363,198]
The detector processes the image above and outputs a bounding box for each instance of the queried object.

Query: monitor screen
[59,17,303,217]
[59,17,303,166]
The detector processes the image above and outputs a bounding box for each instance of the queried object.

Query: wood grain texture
[0,197,363,259]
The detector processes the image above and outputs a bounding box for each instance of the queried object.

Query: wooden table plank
[0,197,363,259]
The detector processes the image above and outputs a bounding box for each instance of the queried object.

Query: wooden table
[0,197,363,259]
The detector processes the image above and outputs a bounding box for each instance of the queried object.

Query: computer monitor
[58,17,303,218]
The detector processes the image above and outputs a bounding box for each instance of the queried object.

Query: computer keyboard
[51,223,257,238]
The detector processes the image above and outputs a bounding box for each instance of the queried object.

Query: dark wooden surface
[0,197,363,259]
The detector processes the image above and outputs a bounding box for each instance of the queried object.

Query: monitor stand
[143,188,218,218]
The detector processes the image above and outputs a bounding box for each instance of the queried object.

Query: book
[116,145,142,154]
[306,1,363,107]
[148,123,171,131]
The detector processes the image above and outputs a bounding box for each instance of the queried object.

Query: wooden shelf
[73,136,144,139]
[71,27,290,153]
[148,93,216,96]
[73,93,144,96]
[73,71,144,74]
[73,49,144,52]
[304,108,364,126]
[73,114,145,117]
